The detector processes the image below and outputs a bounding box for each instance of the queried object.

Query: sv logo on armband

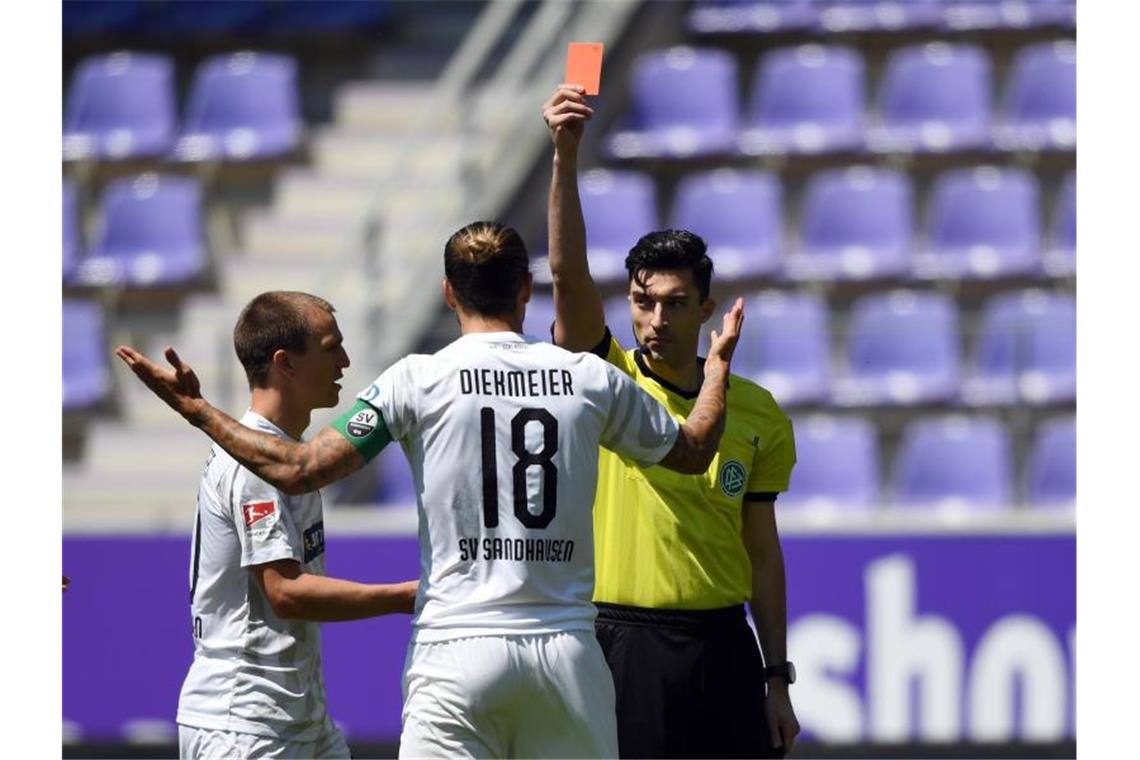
[347,409,378,437]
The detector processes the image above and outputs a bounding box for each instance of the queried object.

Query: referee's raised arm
[543,84,606,352]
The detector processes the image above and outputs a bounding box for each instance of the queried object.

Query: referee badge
[718,459,747,497]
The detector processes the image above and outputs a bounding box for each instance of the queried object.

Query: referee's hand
[765,681,800,754]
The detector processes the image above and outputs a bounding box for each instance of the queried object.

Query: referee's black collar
[634,349,726,400]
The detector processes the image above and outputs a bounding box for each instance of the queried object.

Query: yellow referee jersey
[592,333,796,610]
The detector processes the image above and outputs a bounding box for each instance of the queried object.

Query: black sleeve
[588,327,613,359]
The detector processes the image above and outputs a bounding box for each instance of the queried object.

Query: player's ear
[699,296,717,324]
[270,348,294,378]
[442,279,458,312]
[519,273,533,305]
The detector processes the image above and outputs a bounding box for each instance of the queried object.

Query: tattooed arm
[115,346,371,495]
[656,298,744,475]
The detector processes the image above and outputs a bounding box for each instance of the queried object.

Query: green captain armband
[331,399,393,464]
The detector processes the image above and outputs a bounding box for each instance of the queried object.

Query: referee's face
[628,269,714,369]
[292,307,351,410]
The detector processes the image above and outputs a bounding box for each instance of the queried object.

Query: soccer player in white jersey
[173,291,418,760]
[116,222,745,758]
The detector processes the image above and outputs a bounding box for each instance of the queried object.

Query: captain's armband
[331,400,392,464]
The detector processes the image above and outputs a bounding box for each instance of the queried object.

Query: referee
[543,85,800,758]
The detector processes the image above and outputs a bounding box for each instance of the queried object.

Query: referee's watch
[764,662,796,685]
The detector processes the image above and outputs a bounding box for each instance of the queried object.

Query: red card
[566,42,604,96]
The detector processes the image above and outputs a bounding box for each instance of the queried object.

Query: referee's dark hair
[625,229,714,303]
[444,221,531,317]
[233,291,335,389]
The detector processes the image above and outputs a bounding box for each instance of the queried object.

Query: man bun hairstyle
[625,229,714,302]
[233,291,334,388]
[444,221,530,317]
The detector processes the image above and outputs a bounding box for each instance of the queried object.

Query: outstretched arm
[253,560,418,622]
[656,298,744,474]
[115,346,369,495]
[543,84,607,351]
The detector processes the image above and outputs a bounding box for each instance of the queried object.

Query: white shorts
[399,630,618,759]
[178,720,350,759]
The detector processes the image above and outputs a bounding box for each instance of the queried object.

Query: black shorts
[595,602,783,759]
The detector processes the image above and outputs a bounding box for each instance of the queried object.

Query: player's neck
[249,389,308,441]
[640,352,702,392]
[456,313,523,335]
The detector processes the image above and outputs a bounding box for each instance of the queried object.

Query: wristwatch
[764,662,796,685]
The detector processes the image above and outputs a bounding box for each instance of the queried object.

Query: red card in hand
[566,42,603,96]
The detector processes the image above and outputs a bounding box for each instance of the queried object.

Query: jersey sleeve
[593,328,638,377]
[356,357,416,441]
[231,469,303,568]
[746,409,797,495]
[598,362,679,467]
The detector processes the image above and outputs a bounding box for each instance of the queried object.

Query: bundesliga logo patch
[347,409,378,438]
[718,460,747,497]
[242,500,277,526]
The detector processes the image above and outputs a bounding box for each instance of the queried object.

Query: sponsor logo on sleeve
[242,500,277,526]
[303,521,326,564]
[719,460,747,498]
[347,409,379,438]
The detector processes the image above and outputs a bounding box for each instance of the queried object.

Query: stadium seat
[669,169,784,280]
[736,291,831,406]
[174,52,301,161]
[962,290,1075,405]
[816,0,944,32]
[63,179,81,284]
[781,415,879,512]
[867,42,992,153]
[943,0,1075,30]
[1045,171,1075,276]
[892,415,1013,512]
[787,166,913,281]
[269,0,392,32]
[605,47,739,159]
[373,444,416,506]
[739,45,865,155]
[580,170,658,284]
[63,0,143,35]
[141,0,269,35]
[63,300,111,411]
[915,166,1040,279]
[1025,417,1075,508]
[994,40,1076,151]
[687,0,819,34]
[63,52,176,161]
[832,290,959,405]
[76,174,206,287]
[523,294,555,341]
[604,295,638,349]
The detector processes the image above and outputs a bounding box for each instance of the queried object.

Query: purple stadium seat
[893,416,1013,512]
[739,45,865,155]
[943,0,1074,30]
[833,290,959,406]
[604,295,638,349]
[63,52,176,161]
[962,290,1075,405]
[63,300,111,411]
[669,169,783,280]
[735,291,831,406]
[1025,417,1075,508]
[523,294,555,341]
[916,167,1041,279]
[141,0,269,35]
[77,174,206,287]
[994,41,1076,151]
[687,0,819,34]
[867,43,992,153]
[374,444,416,506]
[63,179,81,283]
[788,166,913,281]
[174,52,301,161]
[817,0,944,32]
[1045,171,1075,276]
[606,47,739,159]
[781,415,879,512]
[580,170,658,284]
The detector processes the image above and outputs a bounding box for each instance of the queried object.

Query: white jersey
[177,411,331,741]
[358,331,680,643]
